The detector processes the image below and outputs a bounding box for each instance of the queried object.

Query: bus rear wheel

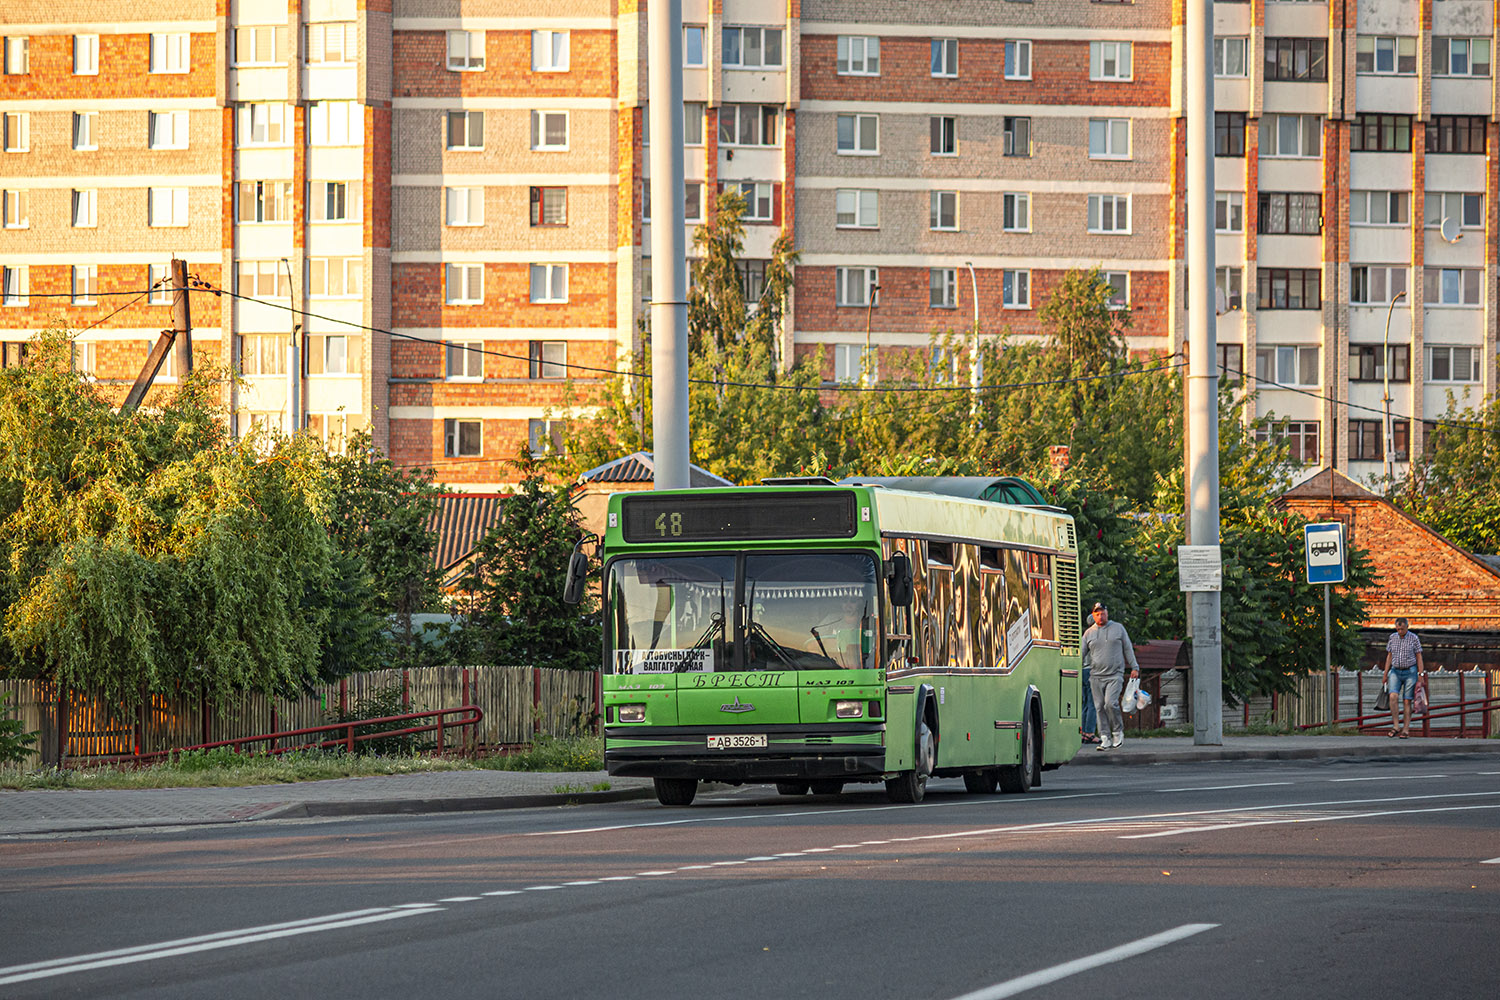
[999,711,1038,794]
[808,780,844,796]
[776,781,810,796]
[654,777,698,806]
[963,769,999,794]
[886,717,935,804]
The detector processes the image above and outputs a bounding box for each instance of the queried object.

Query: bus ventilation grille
[1066,522,1077,550]
[1055,558,1081,651]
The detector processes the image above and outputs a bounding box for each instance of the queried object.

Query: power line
[1223,363,1493,435]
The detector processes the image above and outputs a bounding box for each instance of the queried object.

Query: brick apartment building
[0,1,1496,491]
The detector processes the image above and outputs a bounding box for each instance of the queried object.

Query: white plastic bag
[1135,688,1152,711]
[1121,677,1141,714]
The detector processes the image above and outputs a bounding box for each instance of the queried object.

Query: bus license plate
[707,734,766,750]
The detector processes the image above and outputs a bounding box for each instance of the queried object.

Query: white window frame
[305,23,356,65]
[530,110,569,151]
[930,115,957,156]
[532,30,569,72]
[1087,194,1132,233]
[308,181,353,223]
[529,263,569,304]
[3,36,28,75]
[835,189,878,229]
[149,110,189,149]
[1090,41,1133,81]
[1004,39,1031,80]
[235,260,286,298]
[528,418,565,457]
[1002,269,1031,309]
[232,26,282,67]
[723,26,784,69]
[1257,345,1320,387]
[1350,265,1408,306]
[1425,345,1479,383]
[148,187,189,227]
[1423,267,1481,307]
[1214,36,1248,78]
[446,30,485,72]
[684,181,703,223]
[445,110,485,151]
[72,111,98,151]
[71,188,97,228]
[308,101,362,147]
[1424,192,1483,230]
[1349,190,1410,226]
[930,267,957,308]
[684,102,706,146]
[445,418,483,458]
[1002,192,1030,232]
[74,34,99,75]
[236,103,288,147]
[72,264,97,305]
[150,33,190,74]
[931,38,958,78]
[1003,116,1030,157]
[1433,37,1491,78]
[719,104,779,148]
[1088,118,1130,159]
[835,267,879,307]
[445,263,483,305]
[837,35,879,76]
[731,181,774,222]
[148,263,172,304]
[2,265,28,306]
[2,112,29,152]
[1103,271,1130,309]
[1261,114,1323,159]
[1215,191,1244,232]
[1,188,27,229]
[929,190,959,231]
[833,343,876,384]
[1355,35,1417,75]
[307,257,362,299]
[684,26,706,67]
[446,341,483,381]
[530,340,567,380]
[836,113,879,155]
[446,186,484,227]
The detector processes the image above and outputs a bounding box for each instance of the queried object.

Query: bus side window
[883,537,914,667]
[1026,552,1055,642]
[980,546,1008,671]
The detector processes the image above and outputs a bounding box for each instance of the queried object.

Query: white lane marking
[597,876,636,881]
[1331,775,1447,783]
[562,880,602,886]
[636,870,675,876]
[710,860,747,866]
[1476,772,1500,776]
[745,856,779,861]
[1479,857,1500,864]
[392,903,441,909]
[945,924,1219,1000]
[437,897,481,902]
[524,885,564,891]
[482,890,521,896]
[1119,803,1500,839]
[0,908,439,987]
[1158,782,1293,793]
[679,864,713,870]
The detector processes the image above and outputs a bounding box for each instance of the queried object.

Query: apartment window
[307,258,361,298]
[1005,40,1032,80]
[235,181,289,223]
[930,191,958,231]
[445,263,483,304]
[1257,193,1322,235]
[1003,192,1030,232]
[931,38,958,77]
[833,344,875,384]
[235,260,286,298]
[1426,116,1486,155]
[1215,112,1246,156]
[71,265,97,305]
[837,35,879,75]
[444,419,482,458]
[1215,191,1244,232]
[306,23,356,64]
[1002,270,1031,309]
[1264,37,1327,80]
[530,186,566,226]
[309,101,362,146]
[835,189,878,228]
[1,266,27,306]
[1102,271,1129,309]
[1350,114,1411,152]
[309,181,352,223]
[446,30,485,71]
[1425,192,1483,230]
[148,263,172,304]
[684,182,703,222]
[1256,345,1319,387]
[446,341,483,380]
[1257,268,1321,310]
[532,30,569,72]
[3,37,28,74]
[675,102,703,145]
[305,336,353,376]
[684,26,706,67]
[69,111,98,151]
[148,187,189,227]
[74,35,98,75]
[529,419,565,458]
[728,181,774,222]
[1088,194,1131,233]
[1422,267,1481,306]
[723,26,783,68]
[737,260,768,307]
[1214,37,1247,77]
[149,110,189,149]
[233,26,281,66]
[1348,421,1385,462]
[1088,118,1130,159]
[72,341,96,376]
[1090,41,1132,81]
[836,113,878,155]
[530,111,567,151]
[1349,344,1409,382]
[1003,116,1031,157]
[1433,38,1491,77]
[1257,421,1319,463]
[1,343,29,369]
[1217,344,1244,382]
[150,33,190,73]
[529,340,566,379]
[930,116,957,155]
[835,267,878,307]
[1350,266,1408,305]
[1350,190,1409,226]
[1354,36,1416,75]
[720,104,779,147]
[236,103,287,146]
[1,189,26,228]
[1426,346,1478,382]
[71,188,97,228]
[1218,267,1243,310]
[530,263,568,303]
[437,186,482,228]
[1262,115,1321,158]
[930,268,957,308]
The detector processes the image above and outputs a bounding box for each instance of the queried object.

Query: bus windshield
[608,552,878,673]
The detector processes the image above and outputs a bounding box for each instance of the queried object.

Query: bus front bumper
[605,723,886,782]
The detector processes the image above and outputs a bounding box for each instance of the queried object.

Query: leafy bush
[0,691,38,764]
[322,683,422,755]
[478,734,603,772]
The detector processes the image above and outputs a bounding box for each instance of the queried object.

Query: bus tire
[886,716,935,804]
[654,777,698,806]
[999,710,1038,794]
[808,779,844,796]
[963,769,999,794]
[776,781,810,796]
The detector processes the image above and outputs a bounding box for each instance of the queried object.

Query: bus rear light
[834,700,864,719]
[618,704,646,723]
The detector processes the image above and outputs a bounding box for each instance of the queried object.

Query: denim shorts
[1389,667,1417,701]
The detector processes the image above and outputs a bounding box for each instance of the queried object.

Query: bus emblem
[720,696,755,713]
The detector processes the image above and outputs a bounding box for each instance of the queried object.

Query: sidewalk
[2,735,1496,837]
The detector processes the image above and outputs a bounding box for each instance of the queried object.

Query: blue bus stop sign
[1305,522,1346,585]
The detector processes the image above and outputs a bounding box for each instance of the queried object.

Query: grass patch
[476,734,604,773]
[0,749,473,791]
[552,781,612,794]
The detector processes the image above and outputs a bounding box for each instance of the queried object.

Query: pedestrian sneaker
[1096,740,1112,751]
[1112,736,1124,749]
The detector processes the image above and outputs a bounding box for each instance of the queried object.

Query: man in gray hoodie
[1081,602,1140,750]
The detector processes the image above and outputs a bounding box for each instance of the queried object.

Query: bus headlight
[834,700,864,719]
[618,704,646,723]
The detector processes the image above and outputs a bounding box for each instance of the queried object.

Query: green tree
[1390,395,1500,553]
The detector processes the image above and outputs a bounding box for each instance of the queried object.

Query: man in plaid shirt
[1382,617,1426,738]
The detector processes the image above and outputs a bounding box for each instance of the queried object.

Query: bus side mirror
[563,536,594,605]
[886,551,913,608]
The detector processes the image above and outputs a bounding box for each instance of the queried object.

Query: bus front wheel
[654,777,698,806]
[886,717,935,804]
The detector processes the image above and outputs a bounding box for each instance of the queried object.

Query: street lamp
[1382,288,1408,480]
[862,282,881,387]
[281,258,300,435]
[964,262,979,420]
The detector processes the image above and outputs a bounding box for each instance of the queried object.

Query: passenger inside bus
[807,593,871,669]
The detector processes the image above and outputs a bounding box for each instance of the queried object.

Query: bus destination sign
[621,491,858,543]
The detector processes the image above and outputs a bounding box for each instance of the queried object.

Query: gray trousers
[1090,672,1124,740]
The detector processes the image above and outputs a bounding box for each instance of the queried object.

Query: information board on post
[1177,545,1222,592]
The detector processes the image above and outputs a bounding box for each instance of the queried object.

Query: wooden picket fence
[2,665,599,768]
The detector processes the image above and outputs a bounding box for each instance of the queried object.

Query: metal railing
[1298,672,1498,737]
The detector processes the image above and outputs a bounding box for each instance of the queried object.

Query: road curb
[1069,742,1500,766]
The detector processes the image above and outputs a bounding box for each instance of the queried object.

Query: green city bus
[567,477,1083,806]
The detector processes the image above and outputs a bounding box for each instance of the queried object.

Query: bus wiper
[692,611,725,650]
[748,619,796,667]
[809,625,831,660]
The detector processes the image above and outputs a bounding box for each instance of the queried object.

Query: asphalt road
[3,757,1498,999]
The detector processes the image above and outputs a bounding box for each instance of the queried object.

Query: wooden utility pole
[121,257,192,413]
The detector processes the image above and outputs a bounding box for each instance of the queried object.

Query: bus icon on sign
[1304,523,1345,585]
[1310,541,1338,557]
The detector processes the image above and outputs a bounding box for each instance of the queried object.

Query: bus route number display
[620,492,857,543]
